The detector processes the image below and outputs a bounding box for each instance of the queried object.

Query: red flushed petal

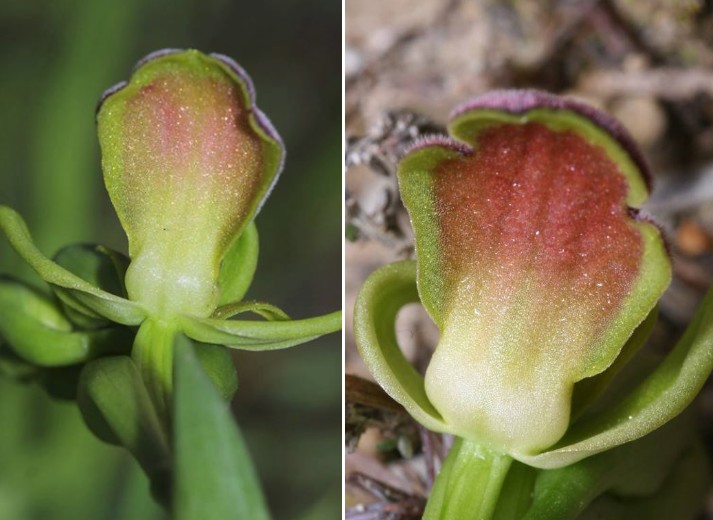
[435,122,640,342]
[97,50,284,317]
[450,89,652,194]
[397,92,671,454]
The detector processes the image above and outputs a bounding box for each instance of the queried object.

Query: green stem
[424,438,512,520]
[132,319,178,427]
[492,461,537,520]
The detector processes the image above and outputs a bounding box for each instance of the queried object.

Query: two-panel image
[1,1,713,519]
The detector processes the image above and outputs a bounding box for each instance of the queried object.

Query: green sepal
[218,220,259,305]
[0,276,132,366]
[353,260,448,433]
[519,282,713,469]
[173,335,271,520]
[212,300,290,321]
[52,243,130,328]
[179,309,341,351]
[521,410,696,519]
[0,206,145,325]
[77,356,171,485]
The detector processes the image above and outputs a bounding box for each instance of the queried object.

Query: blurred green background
[0,0,341,519]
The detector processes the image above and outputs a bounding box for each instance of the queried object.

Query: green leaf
[179,309,341,351]
[0,276,131,366]
[173,335,271,520]
[353,260,448,433]
[77,356,170,483]
[218,221,259,305]
[0,206,145,325]
[193,343,238,401]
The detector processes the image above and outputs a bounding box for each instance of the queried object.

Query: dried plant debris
[345,374,412,453]
[345,110,443,250]
[346,472,426,520]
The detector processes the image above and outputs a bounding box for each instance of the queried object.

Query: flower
[0,49,340,418]
[355,90,675,464]
[97,49,283,318]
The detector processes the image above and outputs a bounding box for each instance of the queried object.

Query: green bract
[354,90,713,471]
[0,49,340,421]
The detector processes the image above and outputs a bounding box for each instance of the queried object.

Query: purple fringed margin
[96,49,185,115]
[403,134,473,158]
[96,80,128,114]
[450,89,653,193]
[132,48,184,72]
[208,52,285,213]
[94,48,286,217]
[628,207,673,257]
[209,53,284,148]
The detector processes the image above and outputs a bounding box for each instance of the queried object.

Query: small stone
[676,217,712,256]
[610,95,666,147]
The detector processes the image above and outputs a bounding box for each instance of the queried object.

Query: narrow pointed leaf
[77,356,171,478]
[173,335,271,520]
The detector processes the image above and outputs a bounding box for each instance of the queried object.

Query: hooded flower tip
[397,90,671,454]
[449,89,652,195]
[97,49,284,317]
